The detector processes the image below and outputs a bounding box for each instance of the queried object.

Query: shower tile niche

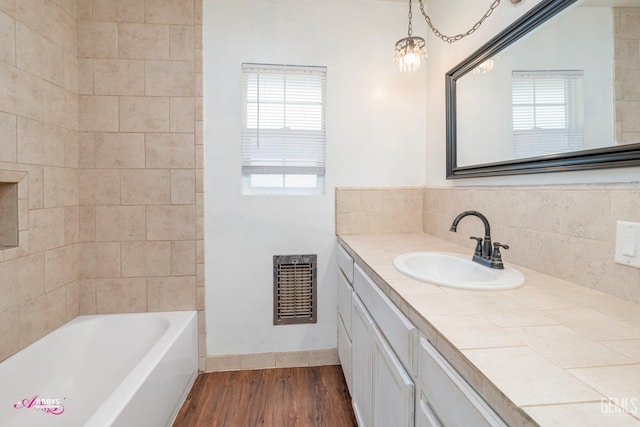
[0,171,29,260]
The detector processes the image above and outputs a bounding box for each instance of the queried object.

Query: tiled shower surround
[337,185,640,304]
[0,0,205,368]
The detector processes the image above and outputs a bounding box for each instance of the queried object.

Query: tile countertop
[338,233,640,427]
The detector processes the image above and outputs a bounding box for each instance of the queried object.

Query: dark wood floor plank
[173,365,357,427]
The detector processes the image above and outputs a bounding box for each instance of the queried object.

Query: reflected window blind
[241,64,326,176]
[512,70,584,158]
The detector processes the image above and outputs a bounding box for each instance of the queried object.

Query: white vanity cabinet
[337,245,355,394]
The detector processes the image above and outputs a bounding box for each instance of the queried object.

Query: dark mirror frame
[446,0,640,179]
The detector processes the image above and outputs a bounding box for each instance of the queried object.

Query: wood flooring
[173,365,357,427]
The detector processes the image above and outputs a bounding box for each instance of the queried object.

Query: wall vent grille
[273,254,317,325]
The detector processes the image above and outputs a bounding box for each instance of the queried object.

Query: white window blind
[241,63,326,194]
[512,70,584,158]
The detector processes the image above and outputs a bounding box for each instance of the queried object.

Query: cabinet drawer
[354,264,417,377]
[419,337,506,427]
[338,270,353,338]
[338,244,354,283]
[338,315,353,396]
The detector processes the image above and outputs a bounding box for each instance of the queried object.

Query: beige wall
[76,0,205,369]
[0,0,204,367]
[0,0,80,363]
[614,7,640,145]
[336,185,640,305]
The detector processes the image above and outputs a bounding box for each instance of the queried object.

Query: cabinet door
[371,325,415,427]
[338,270,353,338]
[352,294,374,427]
[419,337,507,427]
[416,397,442,427]
[337,314,353,395]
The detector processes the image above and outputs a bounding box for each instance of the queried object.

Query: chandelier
[394,0,521,72]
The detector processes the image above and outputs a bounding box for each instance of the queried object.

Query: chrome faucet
[450,210,508,269]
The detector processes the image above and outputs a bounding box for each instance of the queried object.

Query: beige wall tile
[44,243,79,292]
[79,95,118,132]
[16,22,64,86]
[0,13,15,66]
[171,240,195,275]
[147,275,196,311]
[170,97,194,132]
[242,352,276,370]
[43,81,77,130]
[43,0,76,53]
[14,0,42,34]
[79,241,120,279]
[121,241,171,277]
[119,96,169,132]
[78,205,95,242]
[92,0,144,22]
[78,132,94,169]
[78,58,93,95]
[96,277,146,314]
[0,112,17,162]
[118,23,169,60]
[171,169,195,205]
[561,190,610,241]
[44,166,77,208]
[147,205,195,240]
[0,62,43,120]
[0,307,19,362]
[65,280,79,320]
[65,205,79,244]
[206,354,242,372]
[77,0,91,20]
[94,132,145,169]
[0,253,45,313]
[29,207,65,253]
[64,51,78,92]
[93,59,144,96]
[65,129,78,168]
[146,133,194,168]
[145,0,194,25]
[275,351,310,368]
[78,169,120,205]
[19,287,66,348]
[95,205,146,241]
[170,25,194,60]
[78,21,118,58]
[145,60,194,96]
[26,165,44,209]
[78,278,96,314]
[121,169,170,205]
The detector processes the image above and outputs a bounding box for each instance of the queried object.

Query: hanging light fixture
[394,0,426,72]
[395,0,521,72]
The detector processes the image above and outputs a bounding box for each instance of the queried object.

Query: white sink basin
[393,252,525,290]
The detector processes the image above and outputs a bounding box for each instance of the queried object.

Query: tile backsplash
[336,185,640,304]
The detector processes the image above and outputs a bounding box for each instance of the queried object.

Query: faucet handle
[491,242,509,261]
[470,236,483,256]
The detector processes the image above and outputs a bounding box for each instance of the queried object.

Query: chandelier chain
[417,0,501,44]
[407,0,413,36]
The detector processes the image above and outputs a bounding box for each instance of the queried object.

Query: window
[512,70,584,158]
[241,63,326,195]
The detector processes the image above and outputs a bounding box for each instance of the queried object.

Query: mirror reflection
[455,0,640,168]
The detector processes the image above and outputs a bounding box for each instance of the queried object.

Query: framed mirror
[446,0,640,179]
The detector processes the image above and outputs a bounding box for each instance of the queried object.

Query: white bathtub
[0,311,198,427]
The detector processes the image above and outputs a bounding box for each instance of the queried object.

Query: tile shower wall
[75,0,205,369]
[423,185,640,304]
[0,0,80,363]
